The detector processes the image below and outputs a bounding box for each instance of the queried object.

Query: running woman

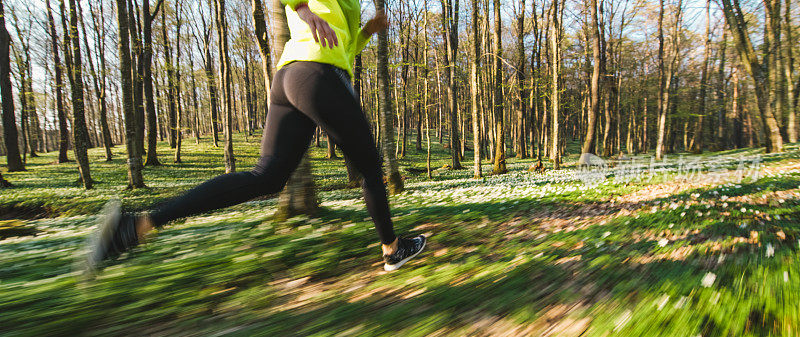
[87,0,425,274]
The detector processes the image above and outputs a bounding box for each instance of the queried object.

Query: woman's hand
[362,10,388,38]
[296,4,338,48]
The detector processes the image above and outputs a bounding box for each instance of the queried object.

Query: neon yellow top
[277,0,371,78]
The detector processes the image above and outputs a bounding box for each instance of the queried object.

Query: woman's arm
[355,10,388,53]
[361,10,388,38]
[292,2,339,48]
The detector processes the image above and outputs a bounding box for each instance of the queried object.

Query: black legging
[149,61,397,245]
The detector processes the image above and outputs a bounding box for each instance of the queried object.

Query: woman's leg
[148,101,316,227]
[278,62,397,245]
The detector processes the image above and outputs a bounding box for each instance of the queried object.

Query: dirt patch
[0,204,54,220]
[0,220,38,239]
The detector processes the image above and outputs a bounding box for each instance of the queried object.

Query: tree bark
[44,0,70,164]
[376,0,404,193]
[515,0,527,159]
[214,0,236,173]
[782,0,795,142]
[162,2,177,150]
[440,0,462,169]
[137,0,166,166]
[690,0,711,154]
[66,0,93,189]
[471,0,482,178]
[579,0,601,164]
[251,0,273,109]
[655,0,681,160]
[273,0,319,217]
[82,0,114,161]
[174,1,184,163]
[200,14,220,147]
[491,0,506,174]
[549,0,562,169]
[720,0,783,153]
[0,0,23,172]
[116,0,145,188]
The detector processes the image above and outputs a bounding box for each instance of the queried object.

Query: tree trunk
[45,0,70,164]
[273,0,319,217]
[515,0,527,159]
[441,0,462,169]
[0,0,22,172]
[471,0,482,178]
[163,4,177,150]
[491,0,506,174]
[326,133,338,159]
[655,0,682,160]
[549,0,562,169]
[424,0,432,179]
[251,0,273,109]
[715,29,727,149]
[579,0,601,164]
[66,0,93,189]
[690,0,711,154]
[116,0,145,187]
[720,0,783,153]
[139,0,166,166]
[214,0,236,173]
[376,0,404,193]
[782,0,796,142]
[201,20,220,147]
[126,0,146,156]
[189,35,201,144]
[174,1,184,163]
[81,1,114,161]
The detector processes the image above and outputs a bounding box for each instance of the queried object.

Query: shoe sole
[383,236,426,272]
[81,199,122,278]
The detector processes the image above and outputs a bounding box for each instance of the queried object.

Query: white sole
[82,199,122,276]
[383,236,426,272]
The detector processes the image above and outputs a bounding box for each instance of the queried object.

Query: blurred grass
[1,132,800,336]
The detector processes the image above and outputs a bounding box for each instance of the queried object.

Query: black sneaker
[84,200,140,276]
[383,235,426,271]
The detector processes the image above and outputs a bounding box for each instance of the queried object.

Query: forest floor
[2,133,800,336]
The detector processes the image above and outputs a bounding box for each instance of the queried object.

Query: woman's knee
[250,155,295,193]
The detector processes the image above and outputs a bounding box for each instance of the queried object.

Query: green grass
[2,132,800,336]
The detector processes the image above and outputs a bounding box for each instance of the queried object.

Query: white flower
[766,243,774,257]
[656,294,670,310]
[658,238,669,247]
[701,272,716,287]
[602,231,611,238]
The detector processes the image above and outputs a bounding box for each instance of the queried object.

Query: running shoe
[383,235,426,271]
[84,200,139,275]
